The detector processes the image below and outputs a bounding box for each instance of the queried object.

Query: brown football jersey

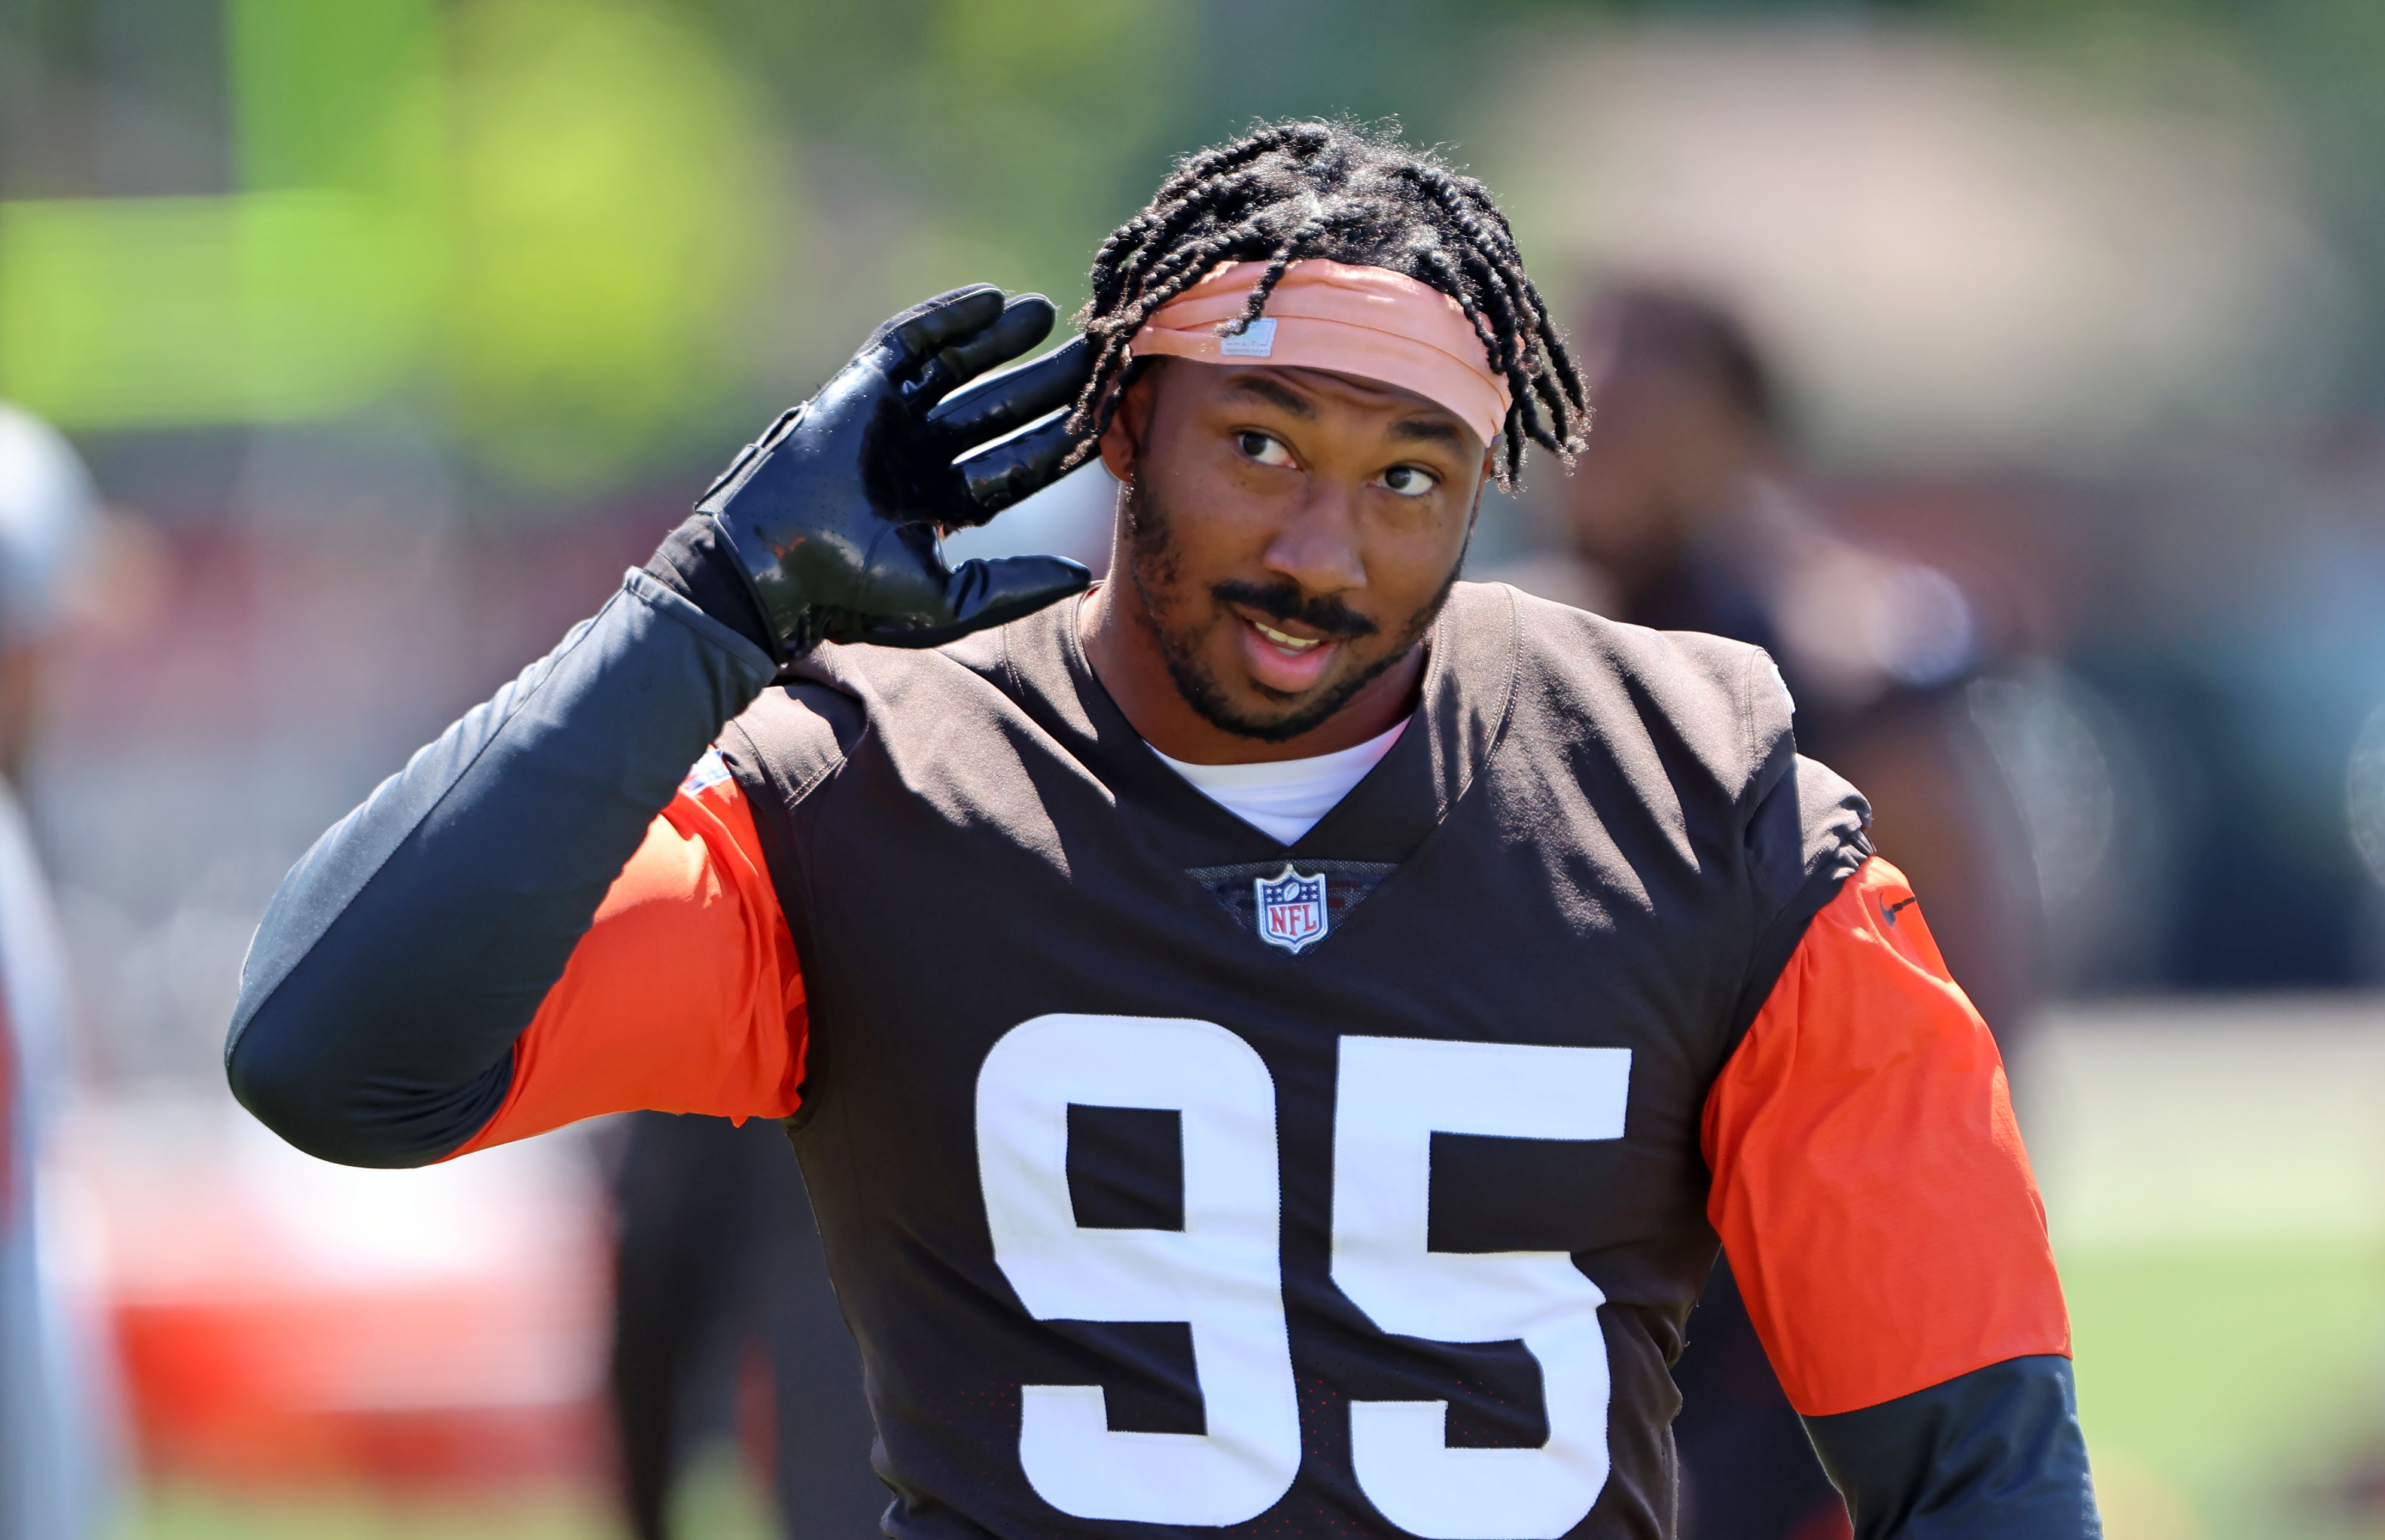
[710,583,1866,1540]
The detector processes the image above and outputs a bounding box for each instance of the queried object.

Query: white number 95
[977,1013,1630,1538]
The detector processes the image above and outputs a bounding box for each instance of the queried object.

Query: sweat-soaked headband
[1128,259,1512,450]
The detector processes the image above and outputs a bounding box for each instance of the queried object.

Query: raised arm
[227,286,1096,1167]
[1703,856,2100,1538]
[445,756,820,1157]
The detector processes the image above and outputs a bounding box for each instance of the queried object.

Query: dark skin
[1082,358,1493,764]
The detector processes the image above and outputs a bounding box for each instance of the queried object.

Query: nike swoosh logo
[1878,895,1921,926]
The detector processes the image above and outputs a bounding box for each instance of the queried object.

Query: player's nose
[1259,478,1367,597]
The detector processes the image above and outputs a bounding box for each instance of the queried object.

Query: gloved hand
[670,285,1098,660]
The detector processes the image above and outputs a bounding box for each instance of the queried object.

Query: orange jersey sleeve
[1702,855,2069,1417]
[451,756,806,1155]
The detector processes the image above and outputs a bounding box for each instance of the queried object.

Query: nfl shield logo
[1254,865,1329,955]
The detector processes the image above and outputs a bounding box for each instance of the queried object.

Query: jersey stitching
[1000,610,1026,701]
[1438,582,1524,819]
[628,566,781,677]
[1722,852,1868,1068]
[1741,646,1762,794]
[727,650,863,813]
[721,711,835,1124]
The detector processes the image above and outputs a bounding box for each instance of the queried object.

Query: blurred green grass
[119,1445,778,1540]
[120,1487,618,1540]
[2069,1243,2385,1540]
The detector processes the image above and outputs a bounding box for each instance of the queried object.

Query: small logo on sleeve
[680,746,731,797]
[1255,865,1329,954]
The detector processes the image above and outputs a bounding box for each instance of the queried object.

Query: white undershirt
[1150,721,1409,845]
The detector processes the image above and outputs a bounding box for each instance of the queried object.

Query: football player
[226,123,2098,1539]
[0,401,115,1540]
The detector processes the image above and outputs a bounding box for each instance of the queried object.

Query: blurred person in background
[610,1111,884,1538]
[0,404,115,1540]
[1542,288,2044,1540]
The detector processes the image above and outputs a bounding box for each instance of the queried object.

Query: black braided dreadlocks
[1067,120,1588,487]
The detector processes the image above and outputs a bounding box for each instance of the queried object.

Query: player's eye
[1236,431,1295,468]
[1378,464,1438,499]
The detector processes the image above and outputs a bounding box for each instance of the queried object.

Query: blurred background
[7,0,2385,1536]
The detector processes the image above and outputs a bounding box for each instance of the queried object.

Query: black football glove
[672,285,1096,660]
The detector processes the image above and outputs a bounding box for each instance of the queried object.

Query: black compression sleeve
[1804,1355,2101,1538]
[225,569,779,1166]
[644,513,779,660]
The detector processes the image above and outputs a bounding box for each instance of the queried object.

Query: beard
[1118,473,1464,744]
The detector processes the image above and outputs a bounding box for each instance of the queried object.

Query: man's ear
[1098,360,1162,481]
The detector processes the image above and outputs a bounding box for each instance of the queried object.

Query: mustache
[1211,579,1380,641]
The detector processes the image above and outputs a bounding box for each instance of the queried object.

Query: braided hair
[1068,120,1588,487]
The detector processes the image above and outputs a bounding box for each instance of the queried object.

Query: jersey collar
[992,582,1521,870]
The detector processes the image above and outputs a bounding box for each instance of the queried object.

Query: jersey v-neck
[1148,722,1409,845]
[956,586,1524,879]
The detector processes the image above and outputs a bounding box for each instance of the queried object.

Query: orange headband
[1127,260,1512,450]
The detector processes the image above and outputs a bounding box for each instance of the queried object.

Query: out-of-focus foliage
[17,0,2385,469]
[0,0,783,492]
[907,0,1183,294]
[0,190,425,426]
[444,0,776,488]
[662,0,1476,364]
[0,0,440,428]
[0,2,440,426]
[230,0,439,194]
[0,0,1511,496]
